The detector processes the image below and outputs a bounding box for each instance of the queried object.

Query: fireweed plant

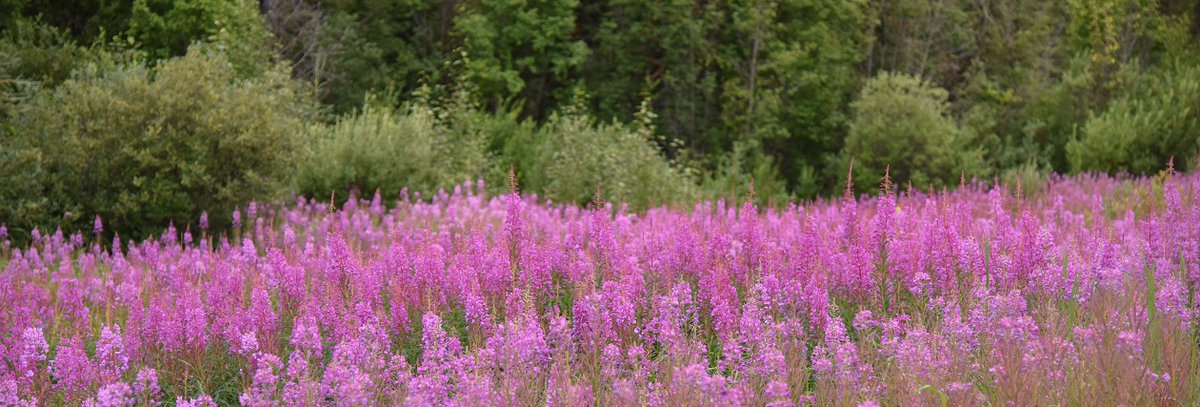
[2,170,1200,406]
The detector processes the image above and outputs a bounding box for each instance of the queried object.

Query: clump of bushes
[1067,62,1200,174]
[295,88,695,211]
[1,41,697,242]
[2,47,309,239]
[527,109,696,209]
[293,95,493,202]
[840,72,986,191]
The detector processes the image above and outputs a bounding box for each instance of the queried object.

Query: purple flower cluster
[1,173,1199,405]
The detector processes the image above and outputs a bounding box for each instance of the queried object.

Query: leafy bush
[841,72,986,192]
[294,85,699,211]
[999,160,1052,197]
[698,139,791,205]
[3,47,309,239]
[0,140,48,241]
[1067,62,1200,174]
[530,107,695,210]
[294,94,493,202]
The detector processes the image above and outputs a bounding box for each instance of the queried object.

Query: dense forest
[2,0,1200,239]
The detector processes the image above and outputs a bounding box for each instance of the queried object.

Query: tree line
[1,0,1199,239]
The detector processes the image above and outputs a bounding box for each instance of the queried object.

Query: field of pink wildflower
[2,171,1200,406]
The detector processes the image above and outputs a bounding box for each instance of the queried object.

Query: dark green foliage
[1068,61,1200,174]
[1003,55,1102,172]
[580,0,722,152]
[716,0,869,196]
[3,48,309,239]
[128,0,242,59]
[863,0,977,88]
[309,0,456,113]
[456,0,588,119]
[0,140,48,241]
[6,0,270,63]
[4,0,129,42]
[0,21,113,90]
[944,1,1073,171]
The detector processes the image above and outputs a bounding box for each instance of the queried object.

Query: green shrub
[531,107,695,210]
[294,87,695,210]
[1067,62,1200,174]
[698,139,791,205]
[4,47,309,239]
[0,140,49,241]
[294,94,493,202]
[841,71,986,192]
[999,160,1052,197]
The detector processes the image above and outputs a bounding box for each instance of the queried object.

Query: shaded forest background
[2,0,1199,239]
